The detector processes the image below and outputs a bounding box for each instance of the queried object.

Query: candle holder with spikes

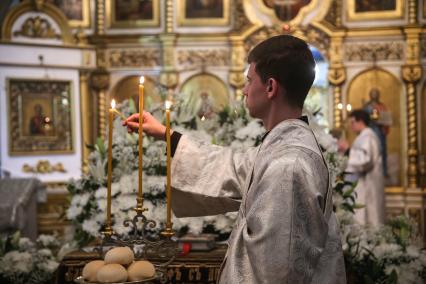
[92,206,178,284]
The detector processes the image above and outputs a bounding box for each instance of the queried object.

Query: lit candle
[105,99,115,235]
[137,76,145,211]
[165,100,172,229]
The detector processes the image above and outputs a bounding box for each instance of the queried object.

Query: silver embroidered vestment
[171,119,346,283]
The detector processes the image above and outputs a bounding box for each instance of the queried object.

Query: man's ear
[266,78,279,99]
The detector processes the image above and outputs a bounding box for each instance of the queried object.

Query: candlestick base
[102,225,114,237]
[97,207,178,283]
[133,206,148,214]
[160,227,175,239]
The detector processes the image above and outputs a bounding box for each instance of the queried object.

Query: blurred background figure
[338,109,385,226]
[362,88,392,177]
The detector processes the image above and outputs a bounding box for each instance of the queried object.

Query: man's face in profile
[242,64,269,119]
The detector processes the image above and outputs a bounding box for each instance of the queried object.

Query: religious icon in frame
[347,0,404,21]
[111,75,161,111]
[177,0,230,27]
[7,79,74,155]
[48,0,91,28]
[179,73,229,119]
[106,0,160,28]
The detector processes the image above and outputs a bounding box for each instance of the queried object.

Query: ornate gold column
[159,0,178,91]
[327,34,346,129]
[402,65,422,188]
[407,0,417,25]
[228,38,246,100]
[402,25,422,188]
[90,68,110,139]
[95,0,105,35]
[159,34,178,90]
[80,72,92,173]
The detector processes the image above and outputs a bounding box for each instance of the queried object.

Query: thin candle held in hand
[165,100,172,229]
[113,109,126,120]
[136,76,145,212]
[105,99,116,235]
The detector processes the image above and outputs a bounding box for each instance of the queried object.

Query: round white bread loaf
[96,263,128,283]
[104,246,134,265]
[127,260,156,281]
[82,260,105,282]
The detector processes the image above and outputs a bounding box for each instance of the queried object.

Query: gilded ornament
[33,0,45,11]
[324,0,342,28]
[402,65,422,83]
[345,42,404,61]
[229,72,245,89]
[160,72,179,89]
[232,0,253,33]
[327,67,346,85]
[90,69,110,91]
[297,25,330,60]
[231,44,246,67]
[13,16,60,39]
[96,48,107,68]
[108,49,160,68]
[177,50,229,67]
[244,25,282,52]
[22,161,67,174]
[74,26,87,45]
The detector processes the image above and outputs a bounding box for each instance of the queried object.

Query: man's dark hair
[247,35,316,108]
[349,109,370,126]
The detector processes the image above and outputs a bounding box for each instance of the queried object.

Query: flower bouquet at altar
[0,231,67,284]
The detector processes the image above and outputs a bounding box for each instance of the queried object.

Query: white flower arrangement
[0,231,76,284]
[66,97,260,244]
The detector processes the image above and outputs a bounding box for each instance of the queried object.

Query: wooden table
[57,245,226,284]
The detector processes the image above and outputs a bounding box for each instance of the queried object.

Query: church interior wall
[0,0,425,240]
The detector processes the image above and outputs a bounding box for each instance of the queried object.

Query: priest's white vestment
[171,119,346,283]
[346,127,385,226]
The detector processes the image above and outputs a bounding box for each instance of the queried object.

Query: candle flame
[139,76,145,84]
[337,103,343,110]
[111,99,116,109]
[201,116,206,121]
[346,104,352,112]
[165,100,172,110]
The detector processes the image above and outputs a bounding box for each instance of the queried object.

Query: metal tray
[74,271,162,284]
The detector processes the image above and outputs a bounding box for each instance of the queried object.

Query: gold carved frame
[347,0,404,21]
[66,0,91,28]
[7,78,74,156]
[106,0,160,28]
[177,0,230,27]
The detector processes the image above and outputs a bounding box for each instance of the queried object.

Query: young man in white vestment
[124,35,346,283]
[340,110,385,226]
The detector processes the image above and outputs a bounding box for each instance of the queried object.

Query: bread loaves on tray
[81,246,156,283]
[97,263,128,283]
[127,260,156,281]
[82,260,105,282]
[104,246,134,265]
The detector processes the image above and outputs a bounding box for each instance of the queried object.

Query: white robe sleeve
[346,135,377,174]
[170,135,257,217]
